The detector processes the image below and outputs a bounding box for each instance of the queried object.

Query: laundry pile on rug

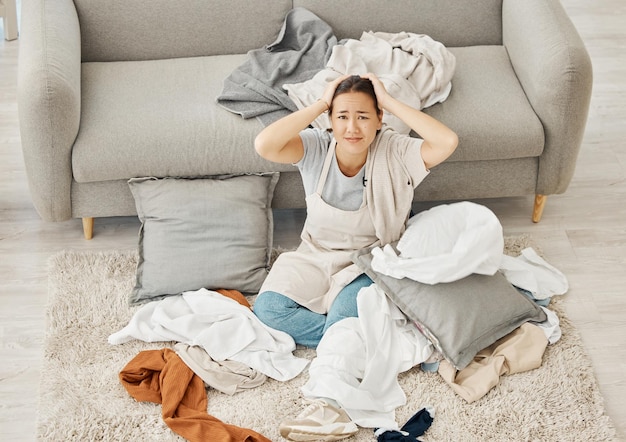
[109,201,568,441]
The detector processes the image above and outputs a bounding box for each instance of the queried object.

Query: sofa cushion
[128,173,279,305]
[72,55,297,184]
[425,46,545,163]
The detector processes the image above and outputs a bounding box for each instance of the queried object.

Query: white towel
[499,247,569,300]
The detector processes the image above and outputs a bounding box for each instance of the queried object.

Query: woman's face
[330,91,383,158]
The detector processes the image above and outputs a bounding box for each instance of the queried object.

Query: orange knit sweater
[120,348,271,442]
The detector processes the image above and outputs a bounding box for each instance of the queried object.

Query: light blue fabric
[516,286,552,307]
[254,273,373,348]
[420,361,440,372]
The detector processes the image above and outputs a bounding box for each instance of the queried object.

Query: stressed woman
[253,73,458,348]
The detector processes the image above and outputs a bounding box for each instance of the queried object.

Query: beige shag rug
[39,236,618,441]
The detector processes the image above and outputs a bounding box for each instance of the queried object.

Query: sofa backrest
[295,0,503,47]
[75,0,503,62]
[75,0,293,62]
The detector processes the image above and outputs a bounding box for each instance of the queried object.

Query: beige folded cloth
[438,323,548,403]
[175,343,267,395]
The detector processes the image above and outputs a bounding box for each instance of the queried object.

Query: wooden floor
[1,0,625,440]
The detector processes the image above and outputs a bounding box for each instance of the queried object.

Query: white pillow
[371,202,504,284]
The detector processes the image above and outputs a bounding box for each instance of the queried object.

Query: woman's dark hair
[329,75,382,117]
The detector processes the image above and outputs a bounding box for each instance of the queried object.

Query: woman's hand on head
[321,74,352,111]
[360,73,391,110]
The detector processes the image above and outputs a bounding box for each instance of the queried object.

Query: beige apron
[260,140,379,314]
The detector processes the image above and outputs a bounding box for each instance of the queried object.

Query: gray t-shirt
[296,128,366,211]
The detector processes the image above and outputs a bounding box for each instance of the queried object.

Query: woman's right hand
[254,74,351,164]
[360,73,392,111]
[321,74,352,112]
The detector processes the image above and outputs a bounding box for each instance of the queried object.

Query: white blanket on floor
[108,288,309,381]
[301,284,433,429]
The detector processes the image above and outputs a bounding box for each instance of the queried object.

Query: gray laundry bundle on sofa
[216,7,338,126]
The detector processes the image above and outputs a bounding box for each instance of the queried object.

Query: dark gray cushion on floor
[352,243,547,369]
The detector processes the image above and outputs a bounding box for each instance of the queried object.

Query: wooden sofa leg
[82,217,94,240]
[532,194,547,223]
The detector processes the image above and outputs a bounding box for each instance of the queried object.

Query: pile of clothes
[110,202,568,440]
[110,288,308,441]
[216,7,456,134]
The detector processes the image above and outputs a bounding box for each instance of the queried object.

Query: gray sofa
[18,0,592,239]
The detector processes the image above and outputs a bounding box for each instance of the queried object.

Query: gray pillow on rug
[352,243,547,370]
[128,173,279,305]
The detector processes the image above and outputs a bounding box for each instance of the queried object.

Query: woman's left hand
[360,73,391,111]
[321,74,352,111]
[361,73,458,170]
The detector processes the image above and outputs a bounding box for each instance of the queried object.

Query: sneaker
[279,398,358,441]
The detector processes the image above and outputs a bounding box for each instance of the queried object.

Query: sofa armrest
[17,0,81,221]
[503,0,592,195]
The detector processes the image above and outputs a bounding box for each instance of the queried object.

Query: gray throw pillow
[128,173,279,305]
[352,243,547,370]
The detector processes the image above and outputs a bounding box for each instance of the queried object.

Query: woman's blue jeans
[253,273,374,348]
